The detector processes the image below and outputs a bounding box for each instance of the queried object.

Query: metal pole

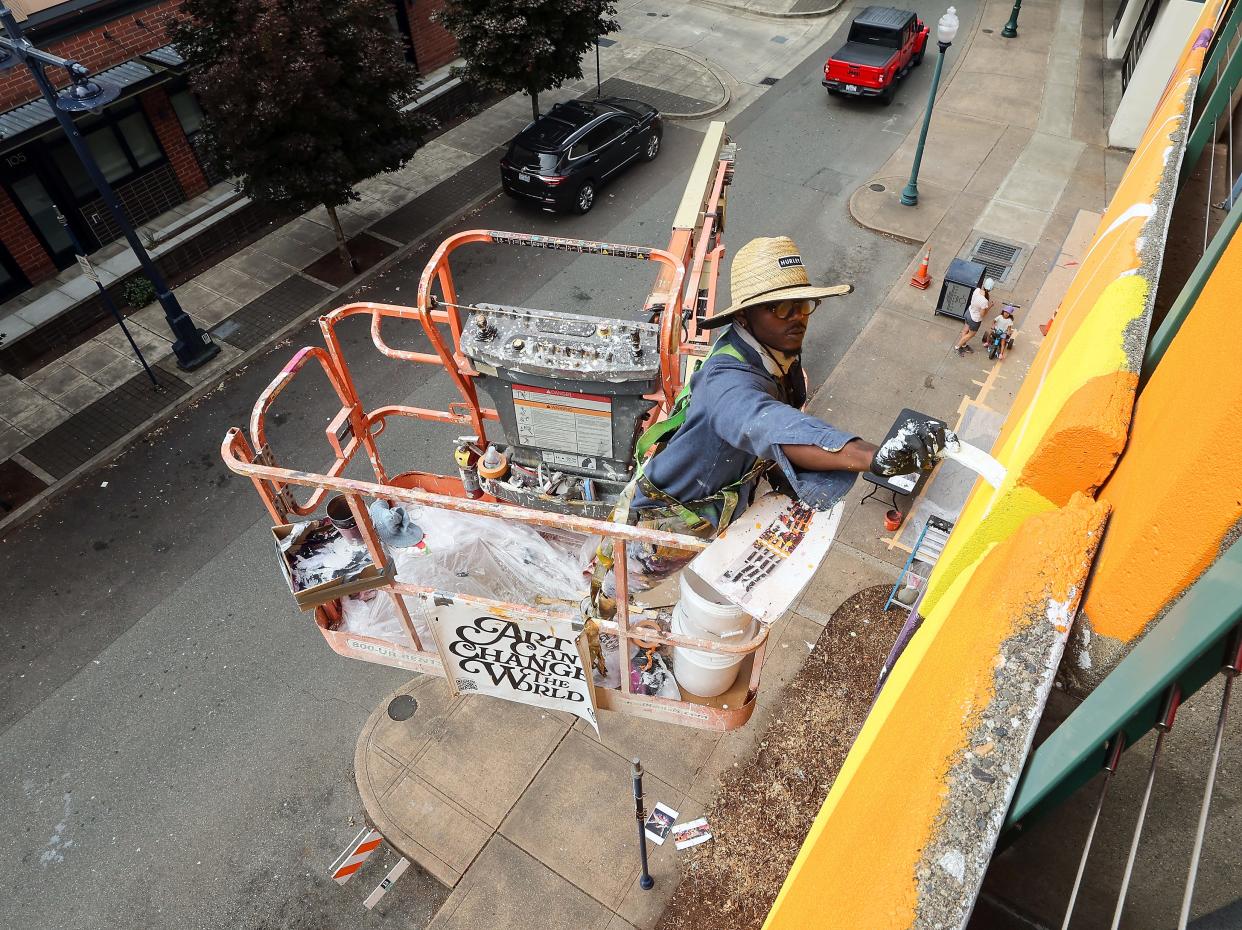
[1110,688,1180,930]
[1062,733,1126,930]
[596,39,602,98]
[1178,637,1242,929]
[900,40,950,207]
[631,758,654,890]
[0,5,219,371]
[55,207,159,390]
[1001,0,1022,38]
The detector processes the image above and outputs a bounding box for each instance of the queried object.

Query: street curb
[846,180,928,245]
[691,0,846,19]
[0,181,503,537]
[844,1,986,241]
[653,45,733,119]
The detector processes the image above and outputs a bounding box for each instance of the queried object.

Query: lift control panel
[459,303,661,381]
[460,303,662,486]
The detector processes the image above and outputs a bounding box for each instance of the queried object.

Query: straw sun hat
[703,236,852,329]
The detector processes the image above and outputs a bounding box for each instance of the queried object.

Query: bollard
[632,758,655,890]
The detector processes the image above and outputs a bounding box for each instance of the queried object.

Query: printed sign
[76,255,99,283]
[428,604,598,732]
[513,384,613,458]
[689,492,844,625]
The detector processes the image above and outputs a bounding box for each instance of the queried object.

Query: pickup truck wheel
[879,86,895,106]
[913,49,925,66]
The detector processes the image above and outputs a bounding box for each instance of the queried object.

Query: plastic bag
[590,630,682,701]
[339,589,433,646]
[385,505,591,605]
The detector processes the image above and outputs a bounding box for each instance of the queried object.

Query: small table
[858,407,945,511]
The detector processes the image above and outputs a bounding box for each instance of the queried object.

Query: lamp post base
[1001,22,1017,37]
[173,337,221,371]
[900,183,919,206]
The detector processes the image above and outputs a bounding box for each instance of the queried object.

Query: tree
[173,0,430,270]
[438,0,619,122]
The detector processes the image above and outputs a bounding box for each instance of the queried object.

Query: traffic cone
[1039,306,1059,336]
[910,248,932,289]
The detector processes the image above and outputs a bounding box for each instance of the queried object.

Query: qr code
[456,679,478,692]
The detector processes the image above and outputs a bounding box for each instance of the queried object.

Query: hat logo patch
[777,255,804,268]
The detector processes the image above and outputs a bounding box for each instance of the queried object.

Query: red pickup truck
[822,6,928,105]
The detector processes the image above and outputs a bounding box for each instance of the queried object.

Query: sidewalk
[0,36,735,527]
[827,0,1121,561]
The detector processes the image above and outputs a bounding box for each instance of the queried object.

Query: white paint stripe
[363,857,410,910]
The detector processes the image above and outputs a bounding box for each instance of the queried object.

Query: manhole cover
[387,695,418,721]
[870,183,886,192]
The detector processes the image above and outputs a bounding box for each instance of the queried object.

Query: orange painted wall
[765,495,1107,930]
[1073,227,1242,678]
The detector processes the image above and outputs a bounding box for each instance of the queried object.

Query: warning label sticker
[513,384,613,458]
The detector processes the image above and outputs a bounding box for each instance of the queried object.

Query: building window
[170,89,204,137]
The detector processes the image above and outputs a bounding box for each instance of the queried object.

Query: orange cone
[910,248,932,289]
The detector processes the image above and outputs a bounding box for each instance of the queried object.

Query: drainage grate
[760,76,780,86]
[969,237,1023,284]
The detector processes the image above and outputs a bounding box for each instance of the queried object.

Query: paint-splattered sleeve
[703,361,858,494]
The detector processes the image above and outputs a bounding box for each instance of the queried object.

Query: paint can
[454,443,483,499]
[675,568,750,637]
[670,608,755,697]
[884,509,903,532]
[327,494,363,543]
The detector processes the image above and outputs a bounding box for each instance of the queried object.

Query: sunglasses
[758,298,821,320]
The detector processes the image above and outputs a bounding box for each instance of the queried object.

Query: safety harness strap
[633,341,744,462]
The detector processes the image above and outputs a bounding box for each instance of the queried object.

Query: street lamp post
[900,6,960,208]
[1001,0,1022,38]
[0,4,219,371]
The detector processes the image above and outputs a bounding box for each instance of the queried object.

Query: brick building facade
[405,0,458,74]
[0,0,457,304]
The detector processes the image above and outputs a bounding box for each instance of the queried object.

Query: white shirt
[993,315,1014,333]
[967,288,990,323]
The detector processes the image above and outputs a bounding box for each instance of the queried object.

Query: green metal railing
[1003,537,1242,834]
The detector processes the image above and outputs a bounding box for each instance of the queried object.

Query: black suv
[500,98,663,214]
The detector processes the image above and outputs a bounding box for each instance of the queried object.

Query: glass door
[0,243,29,303]
[4,170,82,270]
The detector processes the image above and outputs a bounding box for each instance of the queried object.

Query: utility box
[935,259,987,320]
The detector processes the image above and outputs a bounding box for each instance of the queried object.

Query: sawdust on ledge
[656,585,901,930]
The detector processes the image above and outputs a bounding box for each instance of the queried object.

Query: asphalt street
[0,5,977,926]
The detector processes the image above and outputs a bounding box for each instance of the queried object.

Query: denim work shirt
[632,325,859,527]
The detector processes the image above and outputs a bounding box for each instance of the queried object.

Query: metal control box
[459,303,661,481]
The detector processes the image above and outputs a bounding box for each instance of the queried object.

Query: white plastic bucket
[670,608,755,698]
[677,568,750,637]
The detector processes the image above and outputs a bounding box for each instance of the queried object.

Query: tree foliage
[437,0,618,118]
[173,0,429,221]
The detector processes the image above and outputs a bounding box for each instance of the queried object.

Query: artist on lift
[630,236,954,552]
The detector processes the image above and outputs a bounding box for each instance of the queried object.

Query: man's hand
[870,420,958,477]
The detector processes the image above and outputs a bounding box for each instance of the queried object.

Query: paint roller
[942,436,1007,489]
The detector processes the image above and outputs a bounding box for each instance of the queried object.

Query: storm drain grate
[760,76,780,86]
[969,237,1023,284]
